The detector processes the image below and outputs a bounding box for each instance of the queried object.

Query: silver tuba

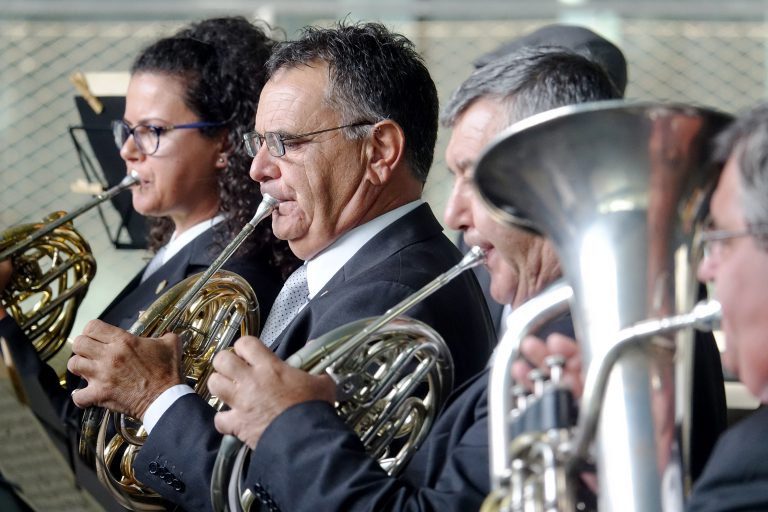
[210,247,486,512]
[474,101,731,511]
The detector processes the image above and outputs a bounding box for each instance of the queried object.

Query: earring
[218,157,225,163]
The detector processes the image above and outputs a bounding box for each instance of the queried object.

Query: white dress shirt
[142,200,423,433]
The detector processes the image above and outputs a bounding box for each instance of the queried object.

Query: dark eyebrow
[453,157,477,178]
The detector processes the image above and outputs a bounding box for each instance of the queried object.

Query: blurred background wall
[2,0,767,340]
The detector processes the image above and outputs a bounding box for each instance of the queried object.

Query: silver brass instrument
[474,101,731,511]
[210,246,486,512]
[0,171,138,362]
[79,194,278,511]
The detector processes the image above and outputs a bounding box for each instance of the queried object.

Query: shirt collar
[306,200,423,299]
[161,214,226,265]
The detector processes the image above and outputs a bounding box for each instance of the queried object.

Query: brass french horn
[473,101,731,512]
[0,171,138,362]
[210,246,486,512]
[78,194,278,511]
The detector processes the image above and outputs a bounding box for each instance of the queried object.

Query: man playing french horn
[204,46,622,512]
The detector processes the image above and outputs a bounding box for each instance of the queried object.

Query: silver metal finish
[476,101,731,511]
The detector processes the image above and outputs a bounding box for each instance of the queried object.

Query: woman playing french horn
[0,14,294,510]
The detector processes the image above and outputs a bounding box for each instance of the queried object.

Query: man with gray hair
[474,23,628,94]
[458,23,627,339]
[446,44,726,491]
[686,103,768,511]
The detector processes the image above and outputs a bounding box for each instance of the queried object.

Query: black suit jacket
[135,204,496,511]
[687,405,768,511]
[250,369,491,512]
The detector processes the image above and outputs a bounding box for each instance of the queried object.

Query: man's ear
[365,120,405,186]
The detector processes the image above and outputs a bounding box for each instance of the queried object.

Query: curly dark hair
[265,21,439,183]
[132,16,299,277]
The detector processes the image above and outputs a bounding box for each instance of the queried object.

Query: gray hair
[266,21,439,183]
[440,46,621,129]
[714,103,768,250]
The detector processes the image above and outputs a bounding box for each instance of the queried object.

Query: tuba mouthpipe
[570,298,723,466]
[487,279,572,491]
[0,170,139,261]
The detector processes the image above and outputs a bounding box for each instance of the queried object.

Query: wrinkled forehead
[256,64,334,131]
[710,153,744,227]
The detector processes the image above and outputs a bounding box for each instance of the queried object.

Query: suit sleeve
[246,400,489,512]
[134,392,221,512]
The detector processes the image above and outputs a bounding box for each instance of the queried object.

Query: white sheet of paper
[0,338,104,512]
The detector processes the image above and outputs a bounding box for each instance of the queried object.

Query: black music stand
[70,96,148,250]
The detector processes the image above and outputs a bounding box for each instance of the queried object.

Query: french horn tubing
[210,246,486,512]
[0,171,138,362]
[78,193,279,511]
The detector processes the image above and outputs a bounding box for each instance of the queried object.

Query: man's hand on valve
[511,332,584,398]
[208,336,336,449]
[68,319,184,420]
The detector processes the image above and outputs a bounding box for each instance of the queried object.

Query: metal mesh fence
[2,12,767,333]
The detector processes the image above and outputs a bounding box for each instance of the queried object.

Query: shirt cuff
[142,384,194,434]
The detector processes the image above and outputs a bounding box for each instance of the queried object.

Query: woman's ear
[365,120,405,185]
[215,130,233,170]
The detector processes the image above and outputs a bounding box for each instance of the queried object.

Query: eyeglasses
[112,119,225,156]
[698,226,768,261]
[243,122,373,158]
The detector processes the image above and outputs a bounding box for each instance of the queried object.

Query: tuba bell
[78,194,278,511]
[473,101,731,511]
[0,171,138,363]
[210,246,486,512]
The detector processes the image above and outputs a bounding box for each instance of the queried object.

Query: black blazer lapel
[272,204,443,356]
[98,230,218,330]
[329,203,443,285]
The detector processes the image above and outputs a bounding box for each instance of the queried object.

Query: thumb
[232,335,274,366]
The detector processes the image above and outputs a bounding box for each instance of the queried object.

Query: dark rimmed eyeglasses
[698,226,768,260]
[112,119,226,156]
[243,122,373,158]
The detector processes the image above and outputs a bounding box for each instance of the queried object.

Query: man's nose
[249,144,280,183]
[443,179,473,232]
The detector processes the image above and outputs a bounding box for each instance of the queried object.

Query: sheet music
[0,338,104,512]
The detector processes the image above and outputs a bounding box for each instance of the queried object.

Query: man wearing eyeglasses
[685,103,768,511]
[67,21,495,511]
